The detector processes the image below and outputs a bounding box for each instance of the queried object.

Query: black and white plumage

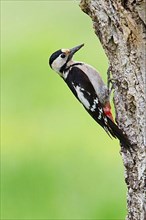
[49,44,132,149]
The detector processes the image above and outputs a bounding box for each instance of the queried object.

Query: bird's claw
[107,66,116,96]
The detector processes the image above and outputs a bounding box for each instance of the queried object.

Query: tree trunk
[79,1,145,219]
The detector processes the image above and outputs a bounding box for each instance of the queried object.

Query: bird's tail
[106,117,132,149]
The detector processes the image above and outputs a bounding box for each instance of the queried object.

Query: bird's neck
[62,60,83,79]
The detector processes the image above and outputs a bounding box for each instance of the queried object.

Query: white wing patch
[104,117,107,124]
[97,107,102,119]
[98,111,102,119]
[90,98,98,112]
[75,86,90,109]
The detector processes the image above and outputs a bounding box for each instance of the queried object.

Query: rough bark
[79,1,145,220]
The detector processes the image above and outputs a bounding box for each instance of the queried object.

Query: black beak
[68,44,84,60]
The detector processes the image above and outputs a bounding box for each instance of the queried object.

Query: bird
[49,43,132,150]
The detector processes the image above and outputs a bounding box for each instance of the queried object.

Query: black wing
[64,66,132,149]
[65,66,116,137]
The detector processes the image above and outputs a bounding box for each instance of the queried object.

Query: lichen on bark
[79,0,146,219]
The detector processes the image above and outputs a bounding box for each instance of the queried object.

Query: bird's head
[49,44,84,75]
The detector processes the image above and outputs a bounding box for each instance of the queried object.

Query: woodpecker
[49,44,132,149]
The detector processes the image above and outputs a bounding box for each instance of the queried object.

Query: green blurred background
[1,1,126,219]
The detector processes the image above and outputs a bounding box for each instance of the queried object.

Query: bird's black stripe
[60,62,83,73]
[66,63,83,71]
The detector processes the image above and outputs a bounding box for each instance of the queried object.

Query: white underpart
[90,98,98,112]
[75,86,90,109]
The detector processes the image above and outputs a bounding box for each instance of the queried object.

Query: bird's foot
[107,66,116,96]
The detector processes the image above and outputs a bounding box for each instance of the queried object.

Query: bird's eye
[61,54,66,58]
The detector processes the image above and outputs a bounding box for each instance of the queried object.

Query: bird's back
[74,63,109,105]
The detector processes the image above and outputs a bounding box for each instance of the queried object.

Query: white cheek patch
[52,56,67,73]
[52,57,63,73]
[75,86,90,109]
